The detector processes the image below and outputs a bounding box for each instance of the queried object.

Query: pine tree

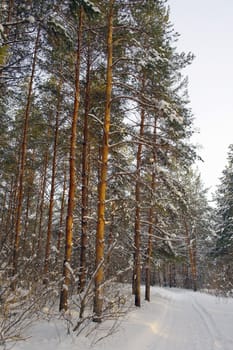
[214,145,233,256]
[93,0,114,322]
[59,6,84,312]
[0,0,215,327]
[12,24,41,282]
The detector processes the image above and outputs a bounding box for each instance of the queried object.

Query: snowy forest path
[102,287,233,350]
[191,293,225,349]
[12,287,233,350]
[151,287,233,350]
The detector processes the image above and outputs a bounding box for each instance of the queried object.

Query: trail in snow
[12,287,233,350]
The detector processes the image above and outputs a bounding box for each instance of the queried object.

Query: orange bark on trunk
[44,78,62,277]
[59,9,83,311]
[12,26,41,281]
[79,38,91,292]
[145,117,157,301]
[93,0,114,322]
[133,76,145,307]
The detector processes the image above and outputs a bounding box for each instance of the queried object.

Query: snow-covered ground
[9,286,233,350]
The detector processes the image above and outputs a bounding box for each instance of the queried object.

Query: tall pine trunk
[145,183,155,301]
[22,150,36,252]
[79,37,91,292]
[145,117,157,301]
[59,8,83,312]
[133,75,145,307]
[12,26,40,281]
[43,78,62,278]
[93,0,114,322]
[36,150,49,259]
[56,165,67,260]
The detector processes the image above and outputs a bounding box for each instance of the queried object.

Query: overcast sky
[168,0,233,197]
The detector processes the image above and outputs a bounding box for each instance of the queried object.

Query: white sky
[168,0,233,196]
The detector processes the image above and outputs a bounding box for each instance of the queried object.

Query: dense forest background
[0,0,232,342]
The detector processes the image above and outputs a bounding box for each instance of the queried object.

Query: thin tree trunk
[172,263,176,287]
[163,263,167,286]
[31,173,44,256]
[169,263,172,287]
[12,26,40,280]
[23,189,31,250]
[79,36,91,292]
[183,217,197,291]
[145,117,157,302]
[43,78,62,278]
[37,151,49,259]
[93,0,114,322]
[22,150,35,252]
[59,8,83,312]
[56,165,67,259]
[133,75,145,307]
[145,189,154,301]
[182,262,189,288]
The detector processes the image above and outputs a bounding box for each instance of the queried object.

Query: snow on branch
[74,0,101,15]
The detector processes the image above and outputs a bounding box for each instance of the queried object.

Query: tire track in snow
[191,295,228,350]
[148,290,198,350]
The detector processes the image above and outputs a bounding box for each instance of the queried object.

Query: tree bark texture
[133,75,145,307]
[44,78,62,277]
[145,117,157,302]
[93,0,114,322]
[79,37,91,292]
[56,165,67,259]
[59,9,83,311]
[12,26,41,280]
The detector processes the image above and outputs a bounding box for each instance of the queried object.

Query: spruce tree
[214,145,233,256]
